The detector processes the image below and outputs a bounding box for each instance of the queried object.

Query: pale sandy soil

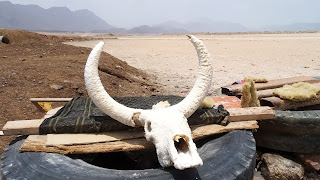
[66,33,320,96]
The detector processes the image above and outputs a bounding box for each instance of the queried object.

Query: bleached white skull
[84,35,213,170]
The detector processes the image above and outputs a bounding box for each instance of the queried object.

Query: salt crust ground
[67,33,320,96]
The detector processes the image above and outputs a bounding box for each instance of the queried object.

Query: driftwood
[222,76,320,96]
[20,121,259,154]
[2,107,274,136]
[261,96,320,110]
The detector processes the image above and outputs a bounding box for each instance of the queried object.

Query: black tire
[254,110,320,153]
[1,35,9,44]
[1,131,256,180]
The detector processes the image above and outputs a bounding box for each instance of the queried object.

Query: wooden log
[20,121,258,154]
[222,76,320,96]
[261,96,320,110]
[2,107,273,136]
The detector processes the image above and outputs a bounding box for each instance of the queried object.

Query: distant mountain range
[0,1,113,32]
[263,23,320,32]
[1,1,320,34]
[155,19,249,33]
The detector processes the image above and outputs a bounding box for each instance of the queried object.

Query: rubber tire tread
[1,131,255,180]
[254,110,320,153]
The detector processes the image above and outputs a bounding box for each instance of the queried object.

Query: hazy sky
[2,0,320,28]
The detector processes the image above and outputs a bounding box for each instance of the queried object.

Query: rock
[260,153,304,180]
[50,84,64,90]
[297,153,320,172]
[115,65,123,69]
[75,88,83,96]
[254,170,265,180]
[2,56,8,58]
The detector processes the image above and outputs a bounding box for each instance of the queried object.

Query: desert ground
[0,29,159,172]
[1,30,320,177]
[67,33,320,96]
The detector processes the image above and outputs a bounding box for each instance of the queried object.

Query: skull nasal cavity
[174,135,189,153]
[147,121,152,132]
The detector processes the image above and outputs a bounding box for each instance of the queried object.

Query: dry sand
[67,33,320,96]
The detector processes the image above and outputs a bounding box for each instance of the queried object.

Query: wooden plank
[20,135,154,154]
[2,119,43,135]
[222,76,320,95]
[46,130,145,146]
[257,89,275,99]
[20,121,258,154]
[227,106,275,122]
[2,106,272,136]
[30,98,73,102]
[191,121,258,140]
[261,96,320,110]
[45,120,259,146]
[31,101,46,113]
[30,98,72,112]
[2,107,62,135]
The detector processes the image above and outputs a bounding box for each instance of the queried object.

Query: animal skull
[84,35,213,170]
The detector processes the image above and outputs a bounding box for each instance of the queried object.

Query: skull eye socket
[174,135,189,153]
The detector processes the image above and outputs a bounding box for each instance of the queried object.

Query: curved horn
[85,35,212,126]
[84,41,143,127]
[171,35,213,118]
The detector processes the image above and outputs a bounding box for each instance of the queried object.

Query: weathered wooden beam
[20,121,258,154]
[20,135,154,154]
